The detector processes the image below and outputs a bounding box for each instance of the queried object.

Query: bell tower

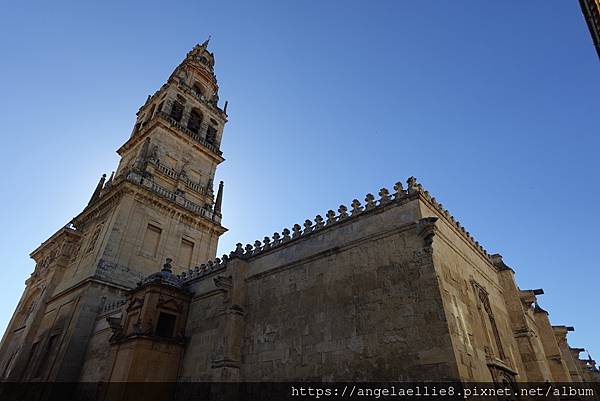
[0,40,228,382]
[104,37,228,276]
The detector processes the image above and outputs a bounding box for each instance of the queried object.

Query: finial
[407,176,420,194]
[162,258,173,273]
[234,243,244,255]
[364,194,376,210]
[282,228,291,241]
[350,199,363,215]
[88,173,107,206]
[378,188,391,204]
[292,224,302,238]
[303,219,313,234]
[214,181,224,215]
[104,171,115,191]
[393,181,404,200]
[326,210,337,225]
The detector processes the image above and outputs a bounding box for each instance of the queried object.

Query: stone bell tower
[0,40,228,382]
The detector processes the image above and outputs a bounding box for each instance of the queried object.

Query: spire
[214,181,224,216]
[103,171,115,192]
[88,174,106,206]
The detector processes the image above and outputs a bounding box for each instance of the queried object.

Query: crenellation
[350,199,363,215]
[292,224,302,238]
[271,232,281,245]
[379,187,391,203]
[314,214,325,229]
[364,193,376,210]
[262,236,271,250]
[303,219,313,234]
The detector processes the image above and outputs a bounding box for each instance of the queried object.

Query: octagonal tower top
[169,38,220,105]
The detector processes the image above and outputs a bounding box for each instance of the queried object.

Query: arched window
[170,101,184,122]
[187,109,203,134]
[193,82,205,98]
[206,126,217,145]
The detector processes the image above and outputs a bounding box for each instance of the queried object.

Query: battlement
[178,176,493,283]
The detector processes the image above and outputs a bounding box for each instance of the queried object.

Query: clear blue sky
[1,1,598,361]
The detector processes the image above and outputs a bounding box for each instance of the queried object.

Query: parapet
[178,176,496,283]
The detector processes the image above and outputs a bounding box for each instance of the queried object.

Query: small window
[170,101,184,122]
[141,224,162,257]
[155,312,176,338]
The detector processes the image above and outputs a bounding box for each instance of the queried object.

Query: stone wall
[180,194,460,381]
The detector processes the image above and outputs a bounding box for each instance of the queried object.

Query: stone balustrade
[154,161,208,196]
[154,111,222,155]
[123,171,218,222]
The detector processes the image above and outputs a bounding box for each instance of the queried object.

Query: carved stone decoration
[407,176,420,194]
[378,188,391,204]
[303,219,313,234]
[272,232,281,246]
[393,181,404,200]
[282,228,291,241]
[326,210,337,225]
[262,236,271,251]
[338,205,348,219]
[213,275,233,290]
[253,240,262,254]
[416,217,439,248]
[234,243,244,256]
[314,215,325,229]
[364,194,376,210]
[350,199,363,215]
[472,281,507,363]
[292,224,302,238]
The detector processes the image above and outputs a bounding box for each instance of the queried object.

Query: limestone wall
[419,200,527,382]
[181,195,460,381]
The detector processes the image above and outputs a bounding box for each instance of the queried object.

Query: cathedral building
[0,41,598,388]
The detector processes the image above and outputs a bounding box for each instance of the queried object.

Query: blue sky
[1,1,598,361]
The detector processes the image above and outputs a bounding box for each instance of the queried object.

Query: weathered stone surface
[1,43,597,388]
